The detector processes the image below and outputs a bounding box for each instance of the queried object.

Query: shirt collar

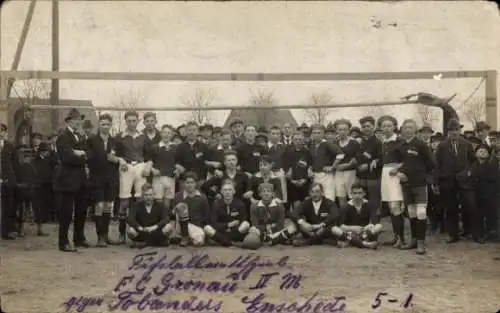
[122,130,141,139]
[255,171,276,178]
[257,199,279,207]
[183,190,201,199]
[382,134,398,143]
[348,199,368,206]
[158,141,172,148]
[217,144,231,151]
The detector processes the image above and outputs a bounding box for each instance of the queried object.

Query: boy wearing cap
[229,119,245,148]
[242,182,287,249]
[417,124,434,146]
[475,121,491,145]
[469,144,498,242]
[203,181,250,247]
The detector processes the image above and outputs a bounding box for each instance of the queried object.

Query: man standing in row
[56,109,89,252]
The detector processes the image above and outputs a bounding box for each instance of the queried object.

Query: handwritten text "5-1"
[371,292,414,310]
[248,272,302,291]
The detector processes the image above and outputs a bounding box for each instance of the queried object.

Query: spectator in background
[474,121,491,145]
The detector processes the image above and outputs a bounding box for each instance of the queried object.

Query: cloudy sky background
[1,1,499,129]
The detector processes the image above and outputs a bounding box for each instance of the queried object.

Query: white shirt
[312,200,322,215]
[0,139,4,150]
[145,204,153,214]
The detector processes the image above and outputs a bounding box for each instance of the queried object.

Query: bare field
[1,222,499,313]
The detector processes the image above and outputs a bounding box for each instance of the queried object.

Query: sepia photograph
[0,1,499,312]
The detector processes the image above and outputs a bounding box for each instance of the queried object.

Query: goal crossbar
[0,70,489,81]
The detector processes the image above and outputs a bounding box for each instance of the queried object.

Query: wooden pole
[485,70,498,129]
[6,0,37,97]
[50,0,60,131]
[0,70,488,81]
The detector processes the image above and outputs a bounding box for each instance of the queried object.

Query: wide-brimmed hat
[446,118,463,131]
[65,109,85,122]
[418,123,434,133]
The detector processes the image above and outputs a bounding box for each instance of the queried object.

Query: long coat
[54,128,87,192]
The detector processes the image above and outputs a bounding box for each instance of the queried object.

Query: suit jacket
[0,140,17,186]
[55,128,87,192]
[435,136,475,188]
[86,133,117,184]
[293,196,340,227]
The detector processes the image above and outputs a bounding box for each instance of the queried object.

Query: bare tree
[14,79,50,106]
[415,103,439,127]
[181,88,216,124]
[111,89,147,134]
[248,89,279,127]
[460,97,485,128]
[363,106,387,121]
[303,92,335,125]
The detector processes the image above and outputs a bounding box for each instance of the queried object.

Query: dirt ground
[1,221,499,313]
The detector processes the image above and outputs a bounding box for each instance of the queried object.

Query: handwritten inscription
[242,292,347,313]
[62,296,104,313]
[60,250,414,313]
[128,251,290,281]
[371,292,414,310]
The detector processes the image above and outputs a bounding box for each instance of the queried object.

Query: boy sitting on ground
[240,182,287,249]
[332,183,383,249]
[288,182,341,246]
[203,181,250,247]
[126,183,170,247]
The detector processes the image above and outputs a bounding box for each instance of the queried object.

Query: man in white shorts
[333,119,361,210]
[110,110,150,244]
[146,124,181,210]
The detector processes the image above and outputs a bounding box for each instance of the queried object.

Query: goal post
[0,69,497,128]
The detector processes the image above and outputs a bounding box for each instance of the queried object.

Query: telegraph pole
[51,0,60,130]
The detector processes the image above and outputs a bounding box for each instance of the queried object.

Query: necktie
[452,140,458,156]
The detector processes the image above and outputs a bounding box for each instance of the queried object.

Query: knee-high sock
[416,219,427,241]
[94,216,102,237]
[409,218,417,240]
[102,213,111,238]
[179,221,189,237]
[392,214,405,241]
[118,219,126,236]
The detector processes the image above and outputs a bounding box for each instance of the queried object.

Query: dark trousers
[1,185,16,236]
[441,179,478,238]
[357,178,381,215]
[129,228,167,246]
[476,195,493,239]
[58,188,87,247]
[33,184,52,224]
[428,187,445,232]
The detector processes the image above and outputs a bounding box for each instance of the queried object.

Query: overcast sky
[1,1,499,129]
